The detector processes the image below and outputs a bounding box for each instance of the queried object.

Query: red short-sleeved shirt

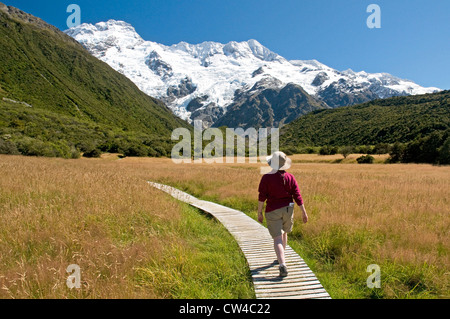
[258,170,304,213]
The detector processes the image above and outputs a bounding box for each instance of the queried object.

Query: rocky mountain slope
[65,20,441,129]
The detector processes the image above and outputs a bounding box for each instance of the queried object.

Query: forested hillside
[0,4,190,158]
[280,90,450,164]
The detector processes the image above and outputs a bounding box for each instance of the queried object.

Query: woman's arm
[291,177,304,207]
[289,175,308,223]
[257,175,268,224]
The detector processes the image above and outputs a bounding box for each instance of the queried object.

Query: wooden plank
[266,292,331,299]
[148,182,331,300]
[254,279,321,289]
[255,284,325,294]
[251,271,317,280]
[253,273,318,282]
[246,256,307,265]
[251,270,316,279]
[250,266,312,275]
[253,276,319,285]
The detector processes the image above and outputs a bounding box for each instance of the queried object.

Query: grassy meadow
[0,155,253,299]
[0,153,448,298]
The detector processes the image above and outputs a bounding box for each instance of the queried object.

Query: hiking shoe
[279,265,288,277]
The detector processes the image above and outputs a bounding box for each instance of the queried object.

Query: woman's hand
[258,212,264,224]
[302,211,308,224]
[300,204,308,224]
[257,201,265,224]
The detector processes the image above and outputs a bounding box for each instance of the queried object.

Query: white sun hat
[266,151,292,171]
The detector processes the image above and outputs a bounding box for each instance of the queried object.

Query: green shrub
[388,130,449,165]
[340,146,354,159]
[319,145,338,155]
[354,145,374,154]
[281,145,298,155]
[83,148,102,158]
[357,155,374,164]
[123,144,148,157]
[389,142,406,163]
[438,137,450,164]
[373,143,391,155]
[16,137,56,157]
[0,139,19,155]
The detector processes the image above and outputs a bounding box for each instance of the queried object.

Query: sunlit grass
[0,155,253,299]
[1,154,448,299]
[137,154,449,299]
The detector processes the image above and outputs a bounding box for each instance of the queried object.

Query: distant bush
[354,145,374,154]
[123,143,149,157]
[282,145,298,155]
[14,137,74,158]
[0,139,19,155]
[83,148,102,158]
[69,146,81,159]
[388,142,406,163]
[319,145,338,156]
[357,155,374,164]
[388,130,449,165]
[373,143,391,155]
[438,137,450,165]
[340,146,354,159]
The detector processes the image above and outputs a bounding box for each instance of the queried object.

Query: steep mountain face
[214,77,329,129]
[0,4,190,158]
[65,20,441,128]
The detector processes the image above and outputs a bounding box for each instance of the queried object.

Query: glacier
[65,20,441,126]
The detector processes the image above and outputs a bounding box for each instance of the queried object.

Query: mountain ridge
[65,19,441,128]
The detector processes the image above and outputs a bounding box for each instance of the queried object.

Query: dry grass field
[0,155,253,299]
[0,153,448,298]
[142,154,449,298]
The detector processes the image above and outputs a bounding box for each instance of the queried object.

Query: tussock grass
[1,154,448,299]
[290,153,389,164]
[0,155,253,299]
[136,155,449,299]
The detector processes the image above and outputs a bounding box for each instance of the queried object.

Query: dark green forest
[280,91,450,164]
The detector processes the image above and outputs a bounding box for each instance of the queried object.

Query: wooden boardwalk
[148,182,331,299]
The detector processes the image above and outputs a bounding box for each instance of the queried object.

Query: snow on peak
[65,20,144,55]
[169,38,281,63]
[65,20,441,122]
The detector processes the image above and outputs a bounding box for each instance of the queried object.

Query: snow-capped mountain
[65,20,441,128]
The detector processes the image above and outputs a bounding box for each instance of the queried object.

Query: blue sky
[5,0,450,89]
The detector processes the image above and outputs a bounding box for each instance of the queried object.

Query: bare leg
[282,232,287,250]
[273,235,285,266]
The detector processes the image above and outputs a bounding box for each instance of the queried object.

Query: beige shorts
[265,205,294,239]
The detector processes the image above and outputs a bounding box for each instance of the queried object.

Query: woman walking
[257,151,308,277]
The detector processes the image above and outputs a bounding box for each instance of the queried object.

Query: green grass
[134,203,255,299]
